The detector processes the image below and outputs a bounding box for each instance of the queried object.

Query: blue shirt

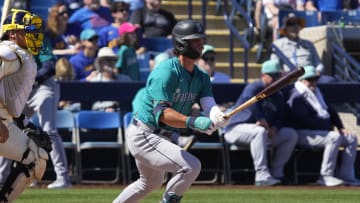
[98,24,119,48]
[68,6,113,33]
[310,0,342,11]
[69,51,95,80]
[225,80,286,132]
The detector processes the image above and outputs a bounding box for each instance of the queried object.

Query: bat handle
[223,97,258,119]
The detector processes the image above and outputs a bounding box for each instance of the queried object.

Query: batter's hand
[0,121,9,143]
[186,116,217,135]
[210,106,229,128]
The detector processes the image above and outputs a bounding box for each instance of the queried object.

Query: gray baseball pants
[224,124,298,181]
[23,78,70,182]
[296,129,357,179]
[112,119,201,203]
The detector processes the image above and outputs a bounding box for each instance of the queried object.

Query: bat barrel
[224,67,305,119]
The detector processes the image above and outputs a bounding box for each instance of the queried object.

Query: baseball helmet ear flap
[173,37,186,52]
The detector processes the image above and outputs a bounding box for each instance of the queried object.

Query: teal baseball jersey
[115,45,140,81]
[134,57,213,130]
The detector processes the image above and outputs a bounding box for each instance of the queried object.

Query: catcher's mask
[1,9,44,55]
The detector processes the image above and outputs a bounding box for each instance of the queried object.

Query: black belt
[132,119,160,133]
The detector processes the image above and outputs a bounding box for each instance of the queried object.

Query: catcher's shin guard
[0,121,50,202]
[0,161,38,203]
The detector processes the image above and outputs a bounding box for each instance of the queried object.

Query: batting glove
[186,116,216,135]
[209,106,229,128]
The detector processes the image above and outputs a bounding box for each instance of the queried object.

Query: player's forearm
[160,108,188,128]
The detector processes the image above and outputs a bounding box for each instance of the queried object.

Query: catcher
[0,9,51,202]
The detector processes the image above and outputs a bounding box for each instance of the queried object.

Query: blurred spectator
[286,65,360,186]
[63,0,83,14]
[55,57,76,81]
[262,0,305,40]
[100,0,111,7]
[92,47,132,82]
[197,44,231,83]
[67,0,113,34]
[55,57,81,112]
[69,29,99,80]
[224,60,298,186]
[115,23,141,81]
[98,1,131,48]
[271,13,320,72]
[47,3,81,58]
[254,0,263,31]
[130,0,177,38]
[121,0,145,13]
[89,47,122,112]
[270,13,336,83]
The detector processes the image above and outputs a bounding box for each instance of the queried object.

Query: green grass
[16,186,360,203]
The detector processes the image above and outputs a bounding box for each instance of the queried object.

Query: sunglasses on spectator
[202,55,215,62]
[306,76,319,82]
[88,37,99,43]
[58,11,69,17]
[286,21,299,27]
[116,8,129,13]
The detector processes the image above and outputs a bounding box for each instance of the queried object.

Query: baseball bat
[0,0,11,37]
[223,67,305,119]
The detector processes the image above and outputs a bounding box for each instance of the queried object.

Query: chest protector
[0,41,37,119]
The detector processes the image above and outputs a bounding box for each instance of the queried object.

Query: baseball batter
[0,9,51,202]
[112,20,229,203]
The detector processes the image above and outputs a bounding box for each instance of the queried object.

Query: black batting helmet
[172,19,205,59]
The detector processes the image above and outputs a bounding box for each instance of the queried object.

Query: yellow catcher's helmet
[2,9,44,55]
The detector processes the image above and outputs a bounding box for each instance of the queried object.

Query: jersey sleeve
[198,68,213,99]
[146,64,178,125]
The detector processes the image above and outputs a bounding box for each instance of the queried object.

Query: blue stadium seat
[75,110,127,184]
[321,10,360,26]
[137,52,151,81]
[137,52,150,69]
[278,10,320,28]
[142,37,173,52]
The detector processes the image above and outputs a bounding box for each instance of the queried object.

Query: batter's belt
[132,119,173,138]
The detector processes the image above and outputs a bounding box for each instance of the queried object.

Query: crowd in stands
[20,0,360,113]
[10,0,180,113]
[254,0,360,61]
[29,0,235,114]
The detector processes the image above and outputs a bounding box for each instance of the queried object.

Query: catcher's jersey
[0,41,37,120]
[134,57,212,130]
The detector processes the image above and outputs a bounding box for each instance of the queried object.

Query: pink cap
[118,22,138,35]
